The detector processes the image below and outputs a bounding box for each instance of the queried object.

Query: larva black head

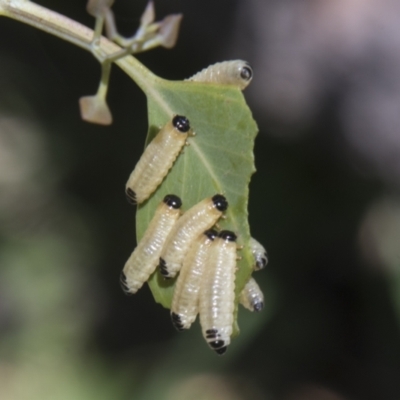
[215,346,227,355]
[240,64,253,82]
[255,253,268,270]
[120,272,132,295]
[172,115,191,133]
[163,194,182,209]
[125,188,137,205]
[219,230,237,242]
[209,339,227,355]
[159,258,172,279]
[204,229,218,241]
[253,301,264,312]
[171,312,185,331]
[212,194,228,212]
[209,339,225,349]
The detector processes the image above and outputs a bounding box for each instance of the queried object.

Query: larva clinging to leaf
[125,115,191,205]
[239,276,264,312]
[187,60,253,90]
[120,194,182,295]
[199,230,237,355]
[170,229,218,331]
[249,237,268,271]
[159,194,228,279]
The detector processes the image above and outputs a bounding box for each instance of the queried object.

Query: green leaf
[135,77,258,335]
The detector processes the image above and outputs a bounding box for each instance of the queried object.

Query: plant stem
[0,0,162,95]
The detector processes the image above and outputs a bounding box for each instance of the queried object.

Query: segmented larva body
[239,277,264,312]
[159,194,228,279]
[120,195,182,295]
[249,237,268,271]
[125,115,191,205]
[170,229,217,331]
[187,60,253,90]
[199,230,237,355]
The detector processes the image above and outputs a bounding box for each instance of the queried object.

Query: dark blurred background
[1,1,400,399]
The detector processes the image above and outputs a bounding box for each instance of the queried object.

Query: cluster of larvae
[121,194,267,354]
[120,60,268,354]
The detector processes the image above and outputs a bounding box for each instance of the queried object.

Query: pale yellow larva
[170,229,218,331]
[249,237,268,271]
[199,230,237,355]
[186,60,253,90]
[120,194,182,295]
[239,276,264,312]
[125,115,191,205]
[159,194,228,279]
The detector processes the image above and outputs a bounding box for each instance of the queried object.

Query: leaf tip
[79,95,113,125]
[140,1,155,26]
[159,14,183,49]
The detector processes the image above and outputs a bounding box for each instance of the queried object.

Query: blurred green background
[1,1,400,399]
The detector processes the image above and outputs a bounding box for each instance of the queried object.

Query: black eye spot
[212,194,228,212]
[240,65,253,81]
[253,301,264,312]
[172,115,191,133]
[204,229,218,241]
[125,188,137,205]
[171,313,185,331]
[120,272,132,295]
[171,313,182,322]
[219,230,237,242]
[209,340,225,349]
[256,254,268,270]
[205,328,219,338]
[159,258,171,278]
[163,194,182,209]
